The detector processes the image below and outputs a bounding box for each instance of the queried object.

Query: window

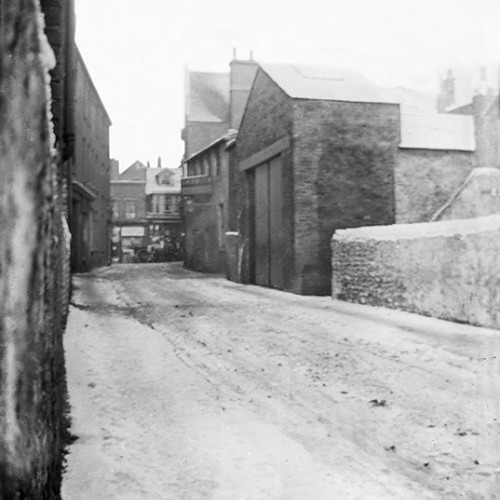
[202,156,210,176]
[159,173,173,186]
[165,195,178,213]
[112,200,120,219]
[124,200,136,219]
[152,195,160,213]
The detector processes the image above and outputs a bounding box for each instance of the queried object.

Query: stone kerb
[331,215,500,329]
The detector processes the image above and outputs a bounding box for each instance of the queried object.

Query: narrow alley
[62,263,500,500]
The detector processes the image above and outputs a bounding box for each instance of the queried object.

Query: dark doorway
[253,155,284,289]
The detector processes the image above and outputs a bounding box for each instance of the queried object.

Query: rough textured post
[0,0,69,498]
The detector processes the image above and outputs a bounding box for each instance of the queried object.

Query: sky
[74,0,500,171]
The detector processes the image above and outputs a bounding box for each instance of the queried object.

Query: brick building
[181,57,257,273]
[110,160,148,261]
[145,166,183,259]
[111,161,182,262]
[182,131,236,271]
[230,63,477,295]
[70,48,112,272]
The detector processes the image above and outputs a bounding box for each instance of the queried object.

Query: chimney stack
[229,49,258,129]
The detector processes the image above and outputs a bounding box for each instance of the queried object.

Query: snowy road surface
[62,263,500,500]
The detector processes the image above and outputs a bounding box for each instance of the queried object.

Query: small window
[112,200,120,219]
[124,200,136,219]
[159,173,173,186]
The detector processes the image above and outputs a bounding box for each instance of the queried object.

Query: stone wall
[0,1,70,498]
[395,148,475,223]
[432,167,500,221]
[331,215,500,329]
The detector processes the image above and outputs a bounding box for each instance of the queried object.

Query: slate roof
[145,168,182,195]
[118,160,147,181]
[186,71,230,122]
[399,113,475,151]
[259,63,399,104]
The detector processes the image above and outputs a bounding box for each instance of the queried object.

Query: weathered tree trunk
[0,1,70,498]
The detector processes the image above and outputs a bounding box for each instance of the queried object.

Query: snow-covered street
[62,263,500,500]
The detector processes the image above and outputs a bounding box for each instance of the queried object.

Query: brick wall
[233,68,295,287]
[111,181,147,223]
[293,100,400,294]
[183,141,229,273]
[395,149,475,223]
[331,215,500,329]
[0,1,69,497]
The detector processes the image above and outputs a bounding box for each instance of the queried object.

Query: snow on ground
[62,263,500,499]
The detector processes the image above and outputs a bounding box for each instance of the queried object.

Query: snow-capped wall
[331,215,500,329]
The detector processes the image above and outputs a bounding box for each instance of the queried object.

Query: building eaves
[184,129,237,162]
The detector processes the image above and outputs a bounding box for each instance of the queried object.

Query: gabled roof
[399,113,475,151]
[145,168,182,195]
[259,63,399,104]
[119,160,147,181]
[185,71,230,122]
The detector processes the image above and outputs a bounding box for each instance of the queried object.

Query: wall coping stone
[333,214,500,242]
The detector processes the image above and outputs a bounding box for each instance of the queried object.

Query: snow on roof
[186,71,230,123]
[259,63,400,104]
[145,168,182,195]
[399,113,475,151]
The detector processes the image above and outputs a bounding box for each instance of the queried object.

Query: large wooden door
[253,155,284,289]
[269,156,284,289]
[254,164,270,286]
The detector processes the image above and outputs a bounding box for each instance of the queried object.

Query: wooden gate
[253,155,284,289]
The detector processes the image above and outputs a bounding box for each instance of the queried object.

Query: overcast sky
[74,0,499,171]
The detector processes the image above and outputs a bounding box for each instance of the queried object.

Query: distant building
[438,65,500,170]
[145,166,183,258]
[181,56,257,273]
[110,161,148,261]
[69,48,112,272]
[111,161,182,262]
[182,131,236,272]
[230,63,477,295]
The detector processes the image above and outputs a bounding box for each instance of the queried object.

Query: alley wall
[0,0,70,497]
[331,214,500,329]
